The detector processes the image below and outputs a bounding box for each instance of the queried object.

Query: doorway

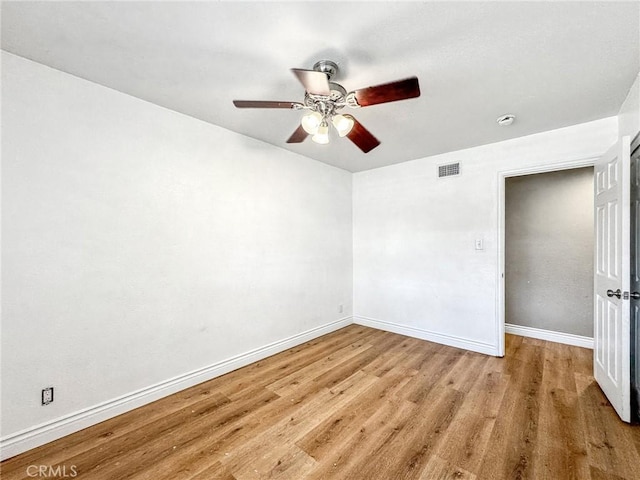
[497,158,597,356]
[504,167,594,341]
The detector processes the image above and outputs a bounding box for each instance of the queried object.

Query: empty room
[2,1,640,479]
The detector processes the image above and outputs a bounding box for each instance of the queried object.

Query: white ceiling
[2,1,639,172]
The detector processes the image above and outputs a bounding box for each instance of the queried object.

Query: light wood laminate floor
[2,325,640,479]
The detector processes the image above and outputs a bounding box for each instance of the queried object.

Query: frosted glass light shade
[312,122,330,144]
[301,111,323,134]
[332,114,354,137]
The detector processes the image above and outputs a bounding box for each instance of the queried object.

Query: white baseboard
[0,316,353,461]
[353,315,500,357]
[505,323,594,349]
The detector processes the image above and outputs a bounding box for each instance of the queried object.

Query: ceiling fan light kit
[233,60,421,153]
[312,121,330,145]
[332,114,355,137]
[301,111,322,134]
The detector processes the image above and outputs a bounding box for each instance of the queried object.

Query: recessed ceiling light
[497,114,516,126]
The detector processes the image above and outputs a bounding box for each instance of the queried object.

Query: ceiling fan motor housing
[305,82,348,116]
[312,60,339,80]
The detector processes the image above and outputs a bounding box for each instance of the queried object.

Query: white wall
[619,73,640,141]
[1,53,353,455]
[353,117,617,355]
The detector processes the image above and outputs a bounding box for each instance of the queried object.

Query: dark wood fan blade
[286,124,308,144]
[291,69,331,95]
[353,77,420,107]
[233,100,299,109]
[346,116,380,153]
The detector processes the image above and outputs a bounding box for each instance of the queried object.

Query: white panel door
[594,136,631,422]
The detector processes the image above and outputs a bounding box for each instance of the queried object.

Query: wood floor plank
[433,367,510,474]
[531,344,590,480]
[303,398,418,480]
[418,455,477,480]
[572,343,594,377]
[505,332,524,356]
[589,464,630,480]
[352,385,466,480]
[631,423,640,458]
[311,331,408,389]
[133,381,320,479]
[310,344,383,388]
[397,352,463,404]
[219,369,378,477]
[436,411,497,475]
[229,443,316,480]
[575,372,640,480]
[359,335,425,377]
[476,342,544,480]
[56,390,276,480]
[186,461,236,480]
[295,365,415,461]
[532,387,589,480]
[265,340,373,396]
[3,327,639,480]
[436,350,489,393]
[117,370,372,480]
[217,326,376,400]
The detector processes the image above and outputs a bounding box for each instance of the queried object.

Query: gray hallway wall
[505,167,594,337]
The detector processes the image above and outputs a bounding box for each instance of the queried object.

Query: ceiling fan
[233,60,420,153]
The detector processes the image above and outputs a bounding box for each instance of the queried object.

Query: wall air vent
[438,162,460,178]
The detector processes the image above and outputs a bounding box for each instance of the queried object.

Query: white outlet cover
[42,387,54,405]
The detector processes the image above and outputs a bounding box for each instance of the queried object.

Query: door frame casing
[496,156,598,356]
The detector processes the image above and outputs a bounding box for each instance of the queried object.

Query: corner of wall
[618,72,640,141]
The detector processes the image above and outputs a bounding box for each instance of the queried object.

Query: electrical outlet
[42,387,54,405]
[338,304,344,314]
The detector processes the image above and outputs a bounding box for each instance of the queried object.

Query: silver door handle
[607,289,622,299]
[631,292,640,299]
